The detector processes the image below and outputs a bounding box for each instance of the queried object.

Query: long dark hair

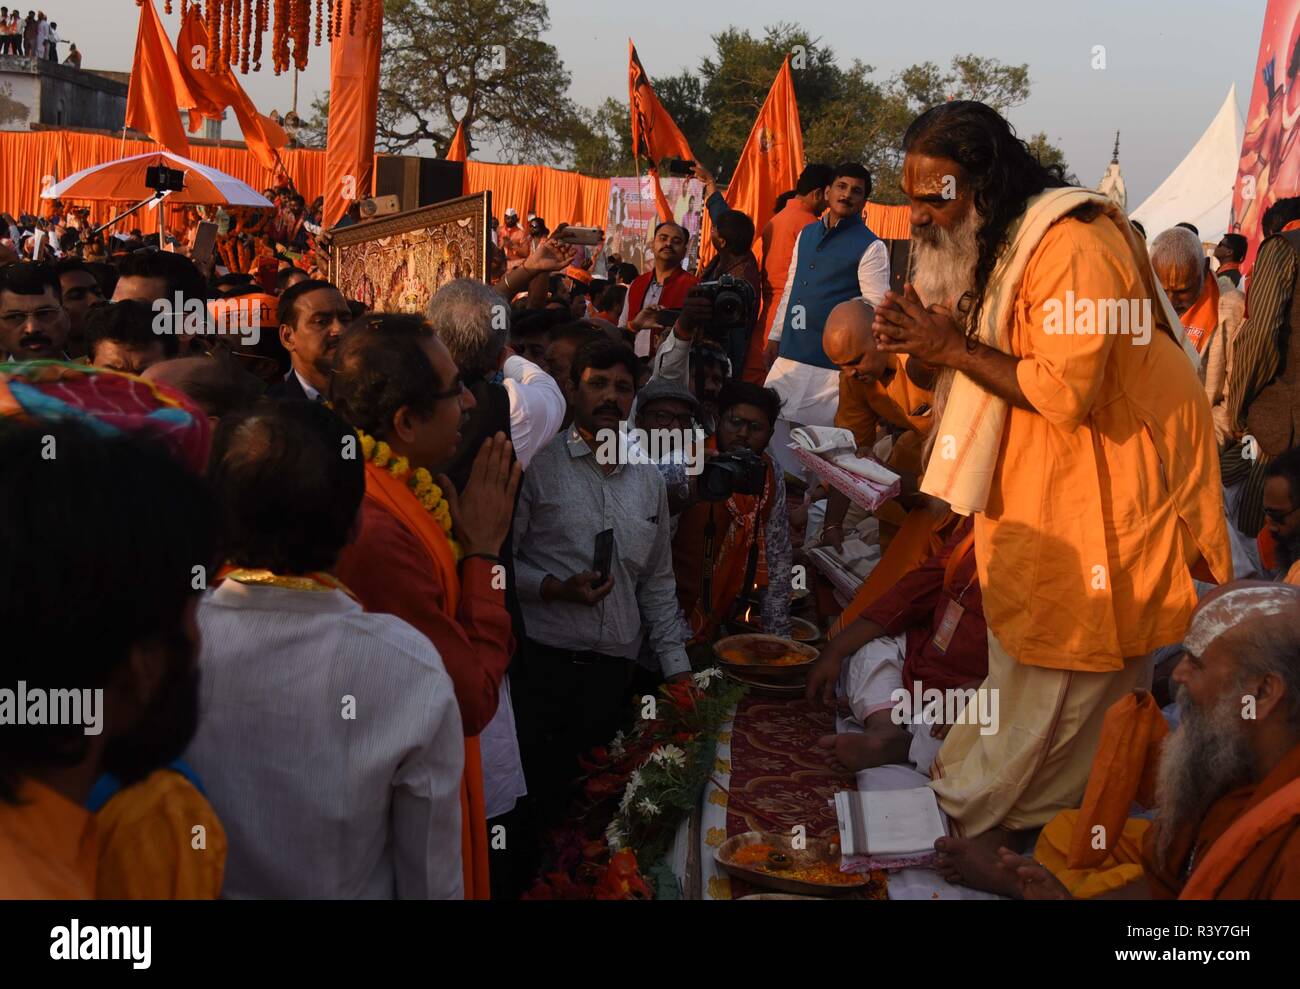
[903,101,1071,341]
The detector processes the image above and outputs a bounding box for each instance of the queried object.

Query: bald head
[143,356,262,421]
[824,300,889,383]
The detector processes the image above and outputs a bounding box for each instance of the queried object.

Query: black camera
[698,447,767,502]
[145,165,186,194]
[693,274,756,336]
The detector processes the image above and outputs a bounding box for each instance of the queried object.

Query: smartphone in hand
[556,225,603,246]
[593,528,615,586]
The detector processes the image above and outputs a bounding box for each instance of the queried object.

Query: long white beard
[908,208,981,312]
[1152,684,1254,871]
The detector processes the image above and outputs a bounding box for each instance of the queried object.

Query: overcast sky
[52,0,1265,205]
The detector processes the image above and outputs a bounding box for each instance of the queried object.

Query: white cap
[504,207,518,218]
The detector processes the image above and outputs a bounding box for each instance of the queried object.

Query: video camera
[145,165,186,195]
[698,447,767,502]
[692,274,756,339]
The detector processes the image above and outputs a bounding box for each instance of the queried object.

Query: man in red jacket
[618,220,697,358]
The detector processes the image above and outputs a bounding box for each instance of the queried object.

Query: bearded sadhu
[871,100,1233,894]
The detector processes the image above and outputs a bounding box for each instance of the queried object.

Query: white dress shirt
[765,225,891,427]
[502,353,565,468]
[187,581,465,899]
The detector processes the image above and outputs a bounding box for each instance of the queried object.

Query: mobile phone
[557,225,603,246]
[654,308,681,327]
[593,528,615,585]
[665,158,696,177]
[192,221,218,264]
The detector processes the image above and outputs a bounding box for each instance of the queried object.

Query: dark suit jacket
[266,370,312,401]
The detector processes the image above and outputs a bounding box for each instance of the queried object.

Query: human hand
[821,522,844,552]
[630,304,664,331]
[523,236,576,274]
[873,283,966,367]
[692,163,717,197]
[676,290,712,337]
[440,433,522,557]
[996,849,1072,900]
[805,641,848,706]
[542,571,616,606]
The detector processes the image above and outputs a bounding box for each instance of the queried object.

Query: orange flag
[125,0,196,157]
[628,41,694,222]
[700,57,804,269]
[446,119,469,162]
[175,7,286,172]
[324,1,383,229]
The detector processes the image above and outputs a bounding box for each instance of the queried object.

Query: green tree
[569,97,633,177]
[373,0,578,162]
[1025,132,1076,184]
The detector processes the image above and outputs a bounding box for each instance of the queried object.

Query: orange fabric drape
[699,57,804,270]
[2,131,327,228]
[176,6,287,172]
[462,161,610,229]
[324,0,383,228]
[446,120,469,162]
[865,202,911,240]
[126,0,196,157]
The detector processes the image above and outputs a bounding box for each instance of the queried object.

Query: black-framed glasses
[431,379,467,403]
[722,412,768,435]
[0,307,62,328]
[1263,505,1300,526]
[643,409,695,430]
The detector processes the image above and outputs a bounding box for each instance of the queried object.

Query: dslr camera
[698,447,767,502]
[692,274,756,338]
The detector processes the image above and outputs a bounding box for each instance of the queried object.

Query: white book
[834,787,947,857]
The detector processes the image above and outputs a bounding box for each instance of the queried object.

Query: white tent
[1129,86,1244,244]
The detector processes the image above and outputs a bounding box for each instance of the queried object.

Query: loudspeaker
[373,156,465,212]
[359,194,401,219]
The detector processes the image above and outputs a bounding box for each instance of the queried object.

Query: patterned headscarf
[0,360,210,473]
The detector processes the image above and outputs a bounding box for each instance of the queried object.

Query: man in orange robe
[1150,225,1220,354]
[333,315,522,900]
[874,101,1232,894]
[740,164,833,382]
[1000,583,1300,899]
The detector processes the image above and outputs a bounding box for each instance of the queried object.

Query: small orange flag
[628,41,694,222]
[324,0,384,229]
[446,120,469,162]
[126,0,196,157]
[175,7,286,173]
[700,57,804,269]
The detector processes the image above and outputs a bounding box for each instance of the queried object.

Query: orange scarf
[1180,776,1300,899]
[364,460,491,900]
[1180,272,1220,354]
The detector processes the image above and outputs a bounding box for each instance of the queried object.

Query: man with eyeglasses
[1263,447,1300,585]
[0,261,70,362]
[267,278,353,402]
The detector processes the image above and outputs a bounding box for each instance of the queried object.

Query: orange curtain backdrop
[175,6,287,171]
[700,56,804,270]
[125,0,196,157]
[1,131,327,227]
[865,202,910,240]
[324,1,383,228]
[462,162,610,229]
[446,120,468,162]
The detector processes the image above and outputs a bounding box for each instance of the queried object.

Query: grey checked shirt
[513,426,691,677]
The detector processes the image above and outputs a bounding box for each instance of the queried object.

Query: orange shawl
[1180,273,1220,354]
[1067,690,1167,869]
[363,461,490,900]
[1180,776,1300,899]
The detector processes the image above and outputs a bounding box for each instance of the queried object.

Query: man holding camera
[764,162,890,476]
[618,220,698,358]
[672,380,793,642]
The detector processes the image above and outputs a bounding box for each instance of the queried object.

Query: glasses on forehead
[0,306,62,329]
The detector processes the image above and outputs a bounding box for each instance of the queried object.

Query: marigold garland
[357,429,461,561]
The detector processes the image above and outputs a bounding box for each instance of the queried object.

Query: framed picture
[328,192,491,313]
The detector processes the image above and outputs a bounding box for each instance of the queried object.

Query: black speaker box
[373,156,465,212]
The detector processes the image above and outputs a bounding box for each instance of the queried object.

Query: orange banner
[126,0,196,156]
[446,120,469,162]
[324,1,384,228]
[176,6,287,172]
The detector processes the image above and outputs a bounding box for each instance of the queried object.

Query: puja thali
[716,831,869,897]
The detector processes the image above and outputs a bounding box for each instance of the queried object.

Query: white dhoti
[839,633,945,775]
[765,357,840,479]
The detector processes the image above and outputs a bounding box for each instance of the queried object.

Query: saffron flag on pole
[446,119,469,162]
[324,0,383,229]
[175,6,287,172]
[125,0,196,157]
[701,56,804,270]
[628,41,694,222]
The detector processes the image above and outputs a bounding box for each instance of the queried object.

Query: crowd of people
[1,98,1299,901]
[0,8,67,61]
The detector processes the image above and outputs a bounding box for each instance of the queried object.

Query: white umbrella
[42,150,273,207]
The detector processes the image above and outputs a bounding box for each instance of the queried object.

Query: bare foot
[996,848,1072,900]
[816,729,911,772]
[932,829,1026,897]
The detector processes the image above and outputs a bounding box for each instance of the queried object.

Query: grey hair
[1150,227,1206,279]
[1226,610,1300,730]
[424,278,511,379]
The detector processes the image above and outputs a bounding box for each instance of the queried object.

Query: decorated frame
[328,192,491,313]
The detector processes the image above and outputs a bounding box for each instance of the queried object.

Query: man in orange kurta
[1000,583,1300,900]
[741,164,832,382]
[1150,226,1220,354]
[333,315,522,900]
[873,102,1232,895]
